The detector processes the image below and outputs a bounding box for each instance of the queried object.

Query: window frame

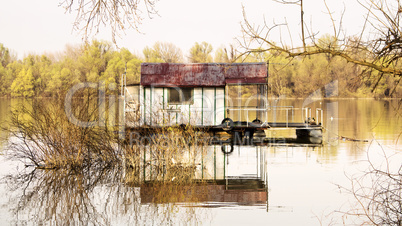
[168,87,194,105]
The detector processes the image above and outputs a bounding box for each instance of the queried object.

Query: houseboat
[122,63,323,140]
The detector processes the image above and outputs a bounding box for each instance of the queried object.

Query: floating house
[123,62,323,139]
[124,62,268,127]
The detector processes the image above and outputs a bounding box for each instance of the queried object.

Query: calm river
[0,98,400,225]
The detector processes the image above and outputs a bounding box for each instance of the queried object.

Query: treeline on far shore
[0,38,400,99]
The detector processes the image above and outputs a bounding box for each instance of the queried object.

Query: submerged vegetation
[7,93,122,169]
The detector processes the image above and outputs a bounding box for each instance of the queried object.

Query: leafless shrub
[340,143,402,225]
[6,91,122,169]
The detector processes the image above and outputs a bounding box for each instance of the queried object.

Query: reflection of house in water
[127,145,269,207]
[140,179,267,206]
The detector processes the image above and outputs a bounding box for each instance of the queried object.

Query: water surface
[0,98,400,225]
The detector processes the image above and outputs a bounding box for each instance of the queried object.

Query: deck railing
[227,106,324,128]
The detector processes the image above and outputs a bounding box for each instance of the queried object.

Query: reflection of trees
[6,167,116,225]
[4,165,208,225]
[0,99,11,153]
[0,124,9,153]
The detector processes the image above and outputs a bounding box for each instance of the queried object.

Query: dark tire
[221,118,234,131]
[252,119,262,124]
[221,144,234,154]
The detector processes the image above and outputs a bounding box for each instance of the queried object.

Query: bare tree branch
[240,0,402,84]
[60,0,158,44]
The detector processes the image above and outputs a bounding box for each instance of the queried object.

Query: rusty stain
[141,63,267,87]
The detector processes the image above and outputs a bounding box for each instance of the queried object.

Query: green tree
[47,64,80,97]
[126,57,142,84]
[143,46,164,63]
[1,60,23,96]
[267,52,297,97]
[23,55,53,96]
[117,47,142,84]
[0,43,11,67]
[11,68,34,97]
[0,44,15,96]
[294,54,329,96]
[103,52,125,86]
[78,40,114,83]
[0,64,7,96]
[188,42,213,63]
[103,48,142,87]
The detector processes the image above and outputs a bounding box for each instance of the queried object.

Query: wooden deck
[125,120,323,141]
[126,121,321,132]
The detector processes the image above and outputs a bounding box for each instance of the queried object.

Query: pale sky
[0,0,366,59]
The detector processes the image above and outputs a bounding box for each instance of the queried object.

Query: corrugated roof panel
[141,63,267,87]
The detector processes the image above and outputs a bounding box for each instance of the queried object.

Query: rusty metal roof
[140,63,267,87]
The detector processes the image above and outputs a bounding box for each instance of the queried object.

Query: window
[169,87,193,105]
